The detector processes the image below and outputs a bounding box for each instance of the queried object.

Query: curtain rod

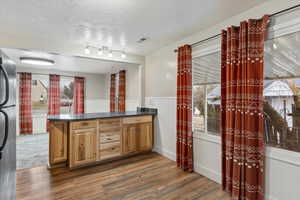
[17,72,75,78]
[174,4,300,53]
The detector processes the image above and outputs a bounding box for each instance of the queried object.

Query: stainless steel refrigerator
[0,53,16,200]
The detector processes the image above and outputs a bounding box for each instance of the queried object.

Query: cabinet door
[69,128,97,168]
[122,125,137,154]
[138,123,153,151]
[49,121,68,165]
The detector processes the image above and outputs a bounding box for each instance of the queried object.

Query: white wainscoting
[17,113,47,135]
[145,97,177,161]
[32,114,47,134]
[145,96,300,200]
[193,133,222,183]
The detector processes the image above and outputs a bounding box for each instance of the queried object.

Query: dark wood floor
[16,153,230,200]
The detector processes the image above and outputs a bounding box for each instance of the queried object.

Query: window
[60,77,74,114]
[193,85,205,132]
[206,84,220,134]
[31,74,49,115]
[263,31,300,153]
[192,30,300,152]
[193,51,221,135]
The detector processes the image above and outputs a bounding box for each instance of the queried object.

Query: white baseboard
[266,195,278,200]
[154,145,222,185]
[194,163,221,184]
[153,146,176,161]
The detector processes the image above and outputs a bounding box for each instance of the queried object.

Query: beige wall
[145,0,300,98]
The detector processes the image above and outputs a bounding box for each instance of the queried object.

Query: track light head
[121,52,126,58]
[108,51,113,57]
[84,46,90,54]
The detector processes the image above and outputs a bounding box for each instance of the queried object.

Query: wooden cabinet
[122,116,153,155]
[100,142,121,160]
[49,115,154,169]
[69,125,97,168]
[71,120,97,130]
[49,121,68,166]
[98,119,121,160]
[138,123,153,151]
[122,124,138,154]
[122,116,152,124]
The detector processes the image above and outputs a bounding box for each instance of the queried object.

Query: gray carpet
[16,133,48,169]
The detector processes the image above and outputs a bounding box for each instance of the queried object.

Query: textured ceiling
[2,48,138,74]
[0,0,269,57]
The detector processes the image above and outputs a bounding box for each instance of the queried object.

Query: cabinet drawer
[71,120,97,130]
[71,128,96,135]
[100,141,120,150]
[122,116,152,125]
[99,142,121,160]
[99,118,121,132]
[99,118,120,125]
[100,132,120,144]
[99,126,121,133]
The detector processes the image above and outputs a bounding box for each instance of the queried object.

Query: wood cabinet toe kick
[48,115,154,169]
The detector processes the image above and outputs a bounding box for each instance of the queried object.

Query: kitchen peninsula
[48,109,157,169]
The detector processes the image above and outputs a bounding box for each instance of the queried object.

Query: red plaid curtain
[19,72,33,134]
[74,77,85,114]
[118,70,126,112]
[221,15,269,200]
[109,74,116,112]
[176,45,193,172]
[110,74,116,112]
[48,74,60,115]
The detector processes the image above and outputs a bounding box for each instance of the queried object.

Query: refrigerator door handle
[0,109,8,160]
[0,64,9,107]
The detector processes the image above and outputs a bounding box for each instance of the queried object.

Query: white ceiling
[2,48,138,74]
[0,0,269,57]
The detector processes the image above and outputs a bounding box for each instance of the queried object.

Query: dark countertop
[48,111,157,121]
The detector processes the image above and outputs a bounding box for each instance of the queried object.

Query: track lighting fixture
[108,50,113,57]
[84,45,126,59]
[84,46,90,54]
[98,48,103,55]
[121,52,126,58]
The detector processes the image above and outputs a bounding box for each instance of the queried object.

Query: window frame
[192,16,300,152]
[192,44,221,142]
[31,74,49,115]
[60,76,75,114]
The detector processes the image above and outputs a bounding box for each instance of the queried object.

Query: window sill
[193,131,300,166]
[266,146,300,167]
[193,131,221,144]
